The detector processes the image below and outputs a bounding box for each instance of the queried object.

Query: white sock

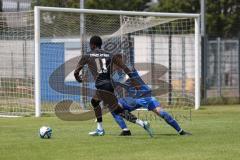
[178,129,183,134]
[135,119,144,128]
[123,128,130,131]
[97,122,103,130]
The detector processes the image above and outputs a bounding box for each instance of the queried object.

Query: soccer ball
[39,126,52,139]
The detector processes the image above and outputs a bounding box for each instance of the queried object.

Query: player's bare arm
[74,55,89,83]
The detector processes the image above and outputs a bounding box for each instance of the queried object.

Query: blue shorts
[118,97,160,111]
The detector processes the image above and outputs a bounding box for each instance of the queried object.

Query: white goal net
[0,7,200,117]
[0,11,34,116]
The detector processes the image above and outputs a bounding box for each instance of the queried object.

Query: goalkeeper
[111,68,192,136]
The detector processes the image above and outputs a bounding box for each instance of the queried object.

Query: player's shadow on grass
[108,132,178,139]
[153,133,178,137]
[130,132,178,137]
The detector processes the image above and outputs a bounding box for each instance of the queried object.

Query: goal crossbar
[34,6,201,117]
[35,6,200,18]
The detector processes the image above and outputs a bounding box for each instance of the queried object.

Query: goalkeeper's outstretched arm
[112,54,140,88]
[112,54,132,75]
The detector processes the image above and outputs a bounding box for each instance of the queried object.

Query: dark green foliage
[85,0,151,11]
[0,0,2,12]
[149,0,239,38]
[149,0,200,13]
[206,0,240,37]
[36,0,151,11]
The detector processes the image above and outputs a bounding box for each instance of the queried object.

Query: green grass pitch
[0,105,240,160]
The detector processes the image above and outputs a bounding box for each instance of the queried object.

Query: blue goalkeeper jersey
[114,69,152,98]
[114,69,160,111]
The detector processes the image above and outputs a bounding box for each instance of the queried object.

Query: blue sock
[111,112,127,129]
[159,110,182,132]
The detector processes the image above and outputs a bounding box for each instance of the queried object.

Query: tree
[149,0,200,13]
[36,0,151,11]
[85,0,151,11]
[0,0,7,36]
[149,0,239,38]
[206,0,240,37]
[0,0,2,12]
[36,0,67,7]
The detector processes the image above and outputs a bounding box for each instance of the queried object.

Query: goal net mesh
[0,11,34,116]
[0,10,196,116]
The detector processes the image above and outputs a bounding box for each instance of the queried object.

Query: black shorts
[95,82,114,93]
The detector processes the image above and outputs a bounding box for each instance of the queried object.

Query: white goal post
[34,7,200,117]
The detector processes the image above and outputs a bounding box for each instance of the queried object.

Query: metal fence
[0,0,31,12]
[203,37,240,104]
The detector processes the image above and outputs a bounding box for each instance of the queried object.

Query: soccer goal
[0,6,200,117]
